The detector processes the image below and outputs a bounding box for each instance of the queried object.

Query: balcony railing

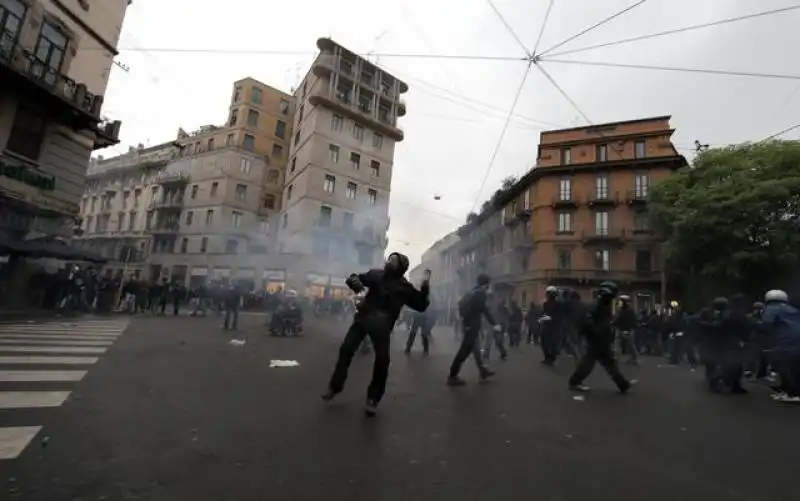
[587,191,619,206]
[551,194,578,208]
[542,268,661,284]
[626,189,649,204]
[147,222,180,234]
[581,228,627,245]
[309,82,404,141]
[150,197,184,209]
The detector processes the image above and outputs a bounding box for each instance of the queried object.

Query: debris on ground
[269,360,299,368]
[229,339,246,347]
[572,396,585,401]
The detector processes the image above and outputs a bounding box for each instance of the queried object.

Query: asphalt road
[0,313,797,501]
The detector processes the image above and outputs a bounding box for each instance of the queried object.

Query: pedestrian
[447,274,500,386]
[568,281,632,393]
[539,286,563,366]
[507,300,523,347]
[614,295,639,365]
[223,283,241,330]
[322,253,430,417]
[758,289,800,403]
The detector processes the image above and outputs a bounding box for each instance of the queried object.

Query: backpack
[458,290,474,318]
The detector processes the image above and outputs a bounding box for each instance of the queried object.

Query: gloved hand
[493,324,502,333]
[345,274,364,292]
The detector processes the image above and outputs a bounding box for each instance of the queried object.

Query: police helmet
[765,289,788,303]
[597,281,619,299]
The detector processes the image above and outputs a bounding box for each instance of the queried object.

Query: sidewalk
[0,308,85,322]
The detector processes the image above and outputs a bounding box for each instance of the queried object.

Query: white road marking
[0,339,114,346]
[0,370,87,382]
[0,346,107,354]
[0,327,125,333]
[0,334,119,340]
[0,426,42,460]
[0,356,98,365]
[0,391,71,409]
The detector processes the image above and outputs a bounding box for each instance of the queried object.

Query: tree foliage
[649,140,800,296]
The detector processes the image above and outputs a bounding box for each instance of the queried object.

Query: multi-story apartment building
[408,230,460,313]
[1,0,127,245]
[279,37,407,295]
[444,116,686,311]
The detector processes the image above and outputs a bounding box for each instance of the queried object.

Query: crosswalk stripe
[0,356,98,365]
[0,339,114,346]
[0,426,42,460]
[0,391,70,409]
[0,326,126,332]
[0,346,107,354]
[0,334,119,340]
[0,370,87,382]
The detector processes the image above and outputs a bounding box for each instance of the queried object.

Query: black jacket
[348,269,429,326]
[614,305,638,331]
[579,302,615,345]
[461,287,496,329]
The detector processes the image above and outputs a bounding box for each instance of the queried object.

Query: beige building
[279,37,407,295]
[0,0,127,238]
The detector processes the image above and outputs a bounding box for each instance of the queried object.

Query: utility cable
[532,0,557,55]
[540,5,800,59]
[543,58,800,81]
[486,0,531,57]
[469,62,534,213]
[537,0,651,58]
[761,123,800,142]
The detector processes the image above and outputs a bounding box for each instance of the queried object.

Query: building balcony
[397,98,407,117]
[542,268,662,287]
[626,190,649,205]
[150,197,185,210]
[0,33,121,148]
[154,172,190,186]
[587,191,620,208]
[147,222,180,234]
[551,195,578,209]
[581,229,627,246]
[308,85,404,141]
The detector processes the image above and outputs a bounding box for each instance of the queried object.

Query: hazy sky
[99,0,800,266]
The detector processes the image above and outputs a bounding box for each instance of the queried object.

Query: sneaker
[774,394,800,403]
[321,390,336,403]
[447,376,467,386]
[770,392,787,400]
[480,369,496,382]
[570,384,590,392]
[364,398,378,417]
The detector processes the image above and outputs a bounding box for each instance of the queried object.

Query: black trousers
[328,315,392,402]
[406,321,430,353]
[449,324,486,378]
[540,324,560,363]
[569,341,629,391]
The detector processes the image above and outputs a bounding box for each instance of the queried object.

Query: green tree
[649,140,800,301]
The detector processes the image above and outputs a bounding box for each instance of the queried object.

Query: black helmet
[476,274,490,287]
[597,281,619,300]
[711,297,729,310]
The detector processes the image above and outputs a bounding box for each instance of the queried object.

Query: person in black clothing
[525,302,540,345]
[223,283,241,330]
[540,286,563,366]
[322,252,429,417]
[507,300,523,347]
[667,306,695,366]
[448,273,500,386]
[568,281,632,393]
[405,293,435,356]
[696,297,747,394]
[614,295,639,365]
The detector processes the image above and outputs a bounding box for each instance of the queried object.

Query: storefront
[211,267,231,282]
[262,269,285,293]
[328,276,349,298]
[189,267,208,289]
[305,273,329,298]
[235,268,255,291]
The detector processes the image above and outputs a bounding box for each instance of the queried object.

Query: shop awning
[22,237,107,263]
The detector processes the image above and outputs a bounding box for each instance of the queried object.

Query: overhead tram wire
[536,0,651,58]
[761,123,800,142]
[469,61,534,213]
[539,5,800,59]
[542,59,800,81]
[486,0,531,57]
[532,0,557,56]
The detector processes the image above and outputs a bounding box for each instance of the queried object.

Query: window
[297,105,304,123]
[181,238,188,253]
[128,212,136,231]
[90,197,96,212]
[205,209,214,225]
[226,240,239,254]
[595,249,611,271]
[207,138,215,151]
[370,160,380,177]
[117,213,125,231]
[134,189,141,207]
[290,157,297,173]
[557,212,572,233]
[373,133,383,149]
[1,1,25,49]
[596,144,608,162]
[229,109,238,125]
[352,123,364,141]
[634,211,650,232]
[210,182,219,197]
[240,158,251,175]
[635,140,646,159]
[186,211,193,226]
[243,134,255,151]
[282,214,288,228]
[6,106,47,160]
[523,189,530,210]
[346,182,357,200]
[319,206,333,226]
[263,194,276,209]
[286,184,293,201]
[558,178,572,201]
[358,247,372,266]
[595,211,609,235]
[595,174,609,199]
[233,86,241,102]
[259,219,270,233]
[556,249,572,270]
[561,148,572,165]
[324,175,336,193]
[226,134,233,146]
[331,114,344,131]
[275,120,287,139]
[367,189,377,205]
[328,144,340,163]
[634,173,649,197]
[251,86,262,104]
[294,130,300,146]
[350,152,360,170]
[34,20,68,79]
[235,184,247,201]
[636,250,652,272]
[343,212,354,228]
[247,109,259,128]
[267,169,279,183]
[313,235,329,258]
[200,237,208,253]
[279,99,290,115]
[231,211,242,228]
[272,144,283,157]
